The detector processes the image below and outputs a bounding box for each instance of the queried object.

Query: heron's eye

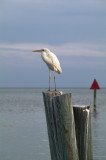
[42,49,45,52]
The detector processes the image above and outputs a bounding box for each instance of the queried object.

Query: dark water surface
[0,88,106,160]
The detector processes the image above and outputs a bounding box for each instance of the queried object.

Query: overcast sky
[0,0,106,88]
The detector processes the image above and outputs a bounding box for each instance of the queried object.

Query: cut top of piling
[42,90,63,97]
[73,105,90,110]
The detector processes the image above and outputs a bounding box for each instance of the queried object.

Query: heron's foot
[53,89,63,95]
[53,90,58,92]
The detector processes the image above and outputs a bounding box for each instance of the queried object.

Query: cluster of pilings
[43,91,93,160]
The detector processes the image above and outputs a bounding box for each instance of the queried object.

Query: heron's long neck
[41,52,47,62]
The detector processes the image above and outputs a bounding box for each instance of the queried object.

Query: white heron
[32,48,62,91]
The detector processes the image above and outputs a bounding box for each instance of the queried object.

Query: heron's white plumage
[41,48,62,74]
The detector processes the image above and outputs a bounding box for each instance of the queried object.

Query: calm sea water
[0,88,106,160]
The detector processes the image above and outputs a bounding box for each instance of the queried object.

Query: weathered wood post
[90,79,100,111]
[43,91,79,160]
[73,105,93,160]
[43,91,93,160]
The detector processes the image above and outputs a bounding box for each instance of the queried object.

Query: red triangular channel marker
[90,79,100,89]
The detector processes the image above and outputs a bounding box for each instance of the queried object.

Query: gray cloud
[0,0,106,87]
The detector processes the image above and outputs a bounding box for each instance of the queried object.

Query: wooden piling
[43,91,62,160]
[73,105,93,160]
[43,91,93,160]
[43,91,79,160]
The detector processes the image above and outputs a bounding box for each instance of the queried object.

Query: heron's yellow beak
[32,50,41,52]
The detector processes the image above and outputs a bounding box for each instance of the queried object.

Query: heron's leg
[49,69,51,91]
[54,70,56,91]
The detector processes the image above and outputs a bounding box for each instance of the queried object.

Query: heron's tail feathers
[57,66,62,74]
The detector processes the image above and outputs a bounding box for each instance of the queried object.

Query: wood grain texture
[43,91,93,160]
[43,91,60,160]
[43,91,79,160]
[73,105,93,160]
[53,93,79,160]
